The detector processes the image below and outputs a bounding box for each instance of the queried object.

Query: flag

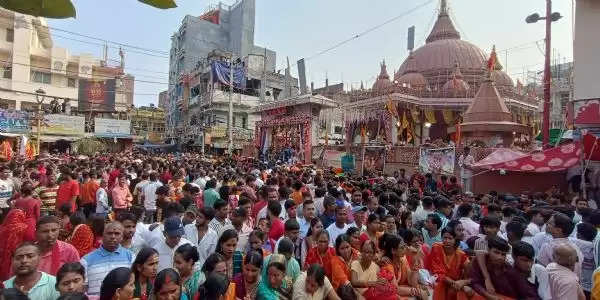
[487,45,498,72]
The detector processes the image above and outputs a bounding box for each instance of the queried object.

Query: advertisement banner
[78,79,116,111]
[323,150,343,168]
[33,114,85,136]
[0,109,29,133]
[419,147,455,175]
[94,118,131,135]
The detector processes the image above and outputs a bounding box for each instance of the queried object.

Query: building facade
[167,0,299,151]
[129,106,166,143]
[0,9,134,113]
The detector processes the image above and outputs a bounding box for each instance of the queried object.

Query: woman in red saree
[379,233,428,300]
[304,231,336,278]
[67,212,95,257]
[330,234,360,291]
[0,209,28,281]
[13,182,40,241]
[427,227,470,300]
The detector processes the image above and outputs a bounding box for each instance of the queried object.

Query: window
[31,71,51,84]
[67,77,77,88]
[6,29,13,42]
[242,117,247,129]
[2,66,11,79]
[334,126,343,134]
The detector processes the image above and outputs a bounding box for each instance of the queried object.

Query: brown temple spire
[426,0,461,43]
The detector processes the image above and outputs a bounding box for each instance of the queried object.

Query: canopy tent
[535,129,573,145]
[472,148,526,168]
[473,142,581,172]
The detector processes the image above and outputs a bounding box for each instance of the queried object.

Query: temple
[338,0,539,147]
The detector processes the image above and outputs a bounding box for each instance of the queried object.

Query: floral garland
[254,114,312,156]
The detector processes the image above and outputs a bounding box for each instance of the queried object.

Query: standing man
[4,242,60,300]
[208,200,231,235]
[184,207,218,268]
[298,200,316,238]
[547,243,586,300]
[458,146,474,193]
[112,174,133,217]
[141,172,163,223]
[80,222,133,296]
[80,171,99,218]
[36,216,80,275]
[153,216,191,272]
[0,166,14,217]
[219,207,251,252]
[203,179,220,208]
[56,171,79,213]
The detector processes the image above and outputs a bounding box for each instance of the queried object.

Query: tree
[0,0,176,19]
[73,137,107,156]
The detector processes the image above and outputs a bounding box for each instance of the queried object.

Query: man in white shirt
[153,216,191,272]
[141,173,163,223]
[0,166,14,213]
[218,207,251,252]
[458,146,474,193]
[326,205,354,246]
[298,200,316,239]
[457,203,479,240]
[413,196,435,225]
[133,172,150,204]
[184,207,218,269]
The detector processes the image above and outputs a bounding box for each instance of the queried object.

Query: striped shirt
[80,245,133,296]
[34,185,58,214]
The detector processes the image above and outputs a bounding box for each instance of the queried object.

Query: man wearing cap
[153,216,191,272]
[349,206,368,232]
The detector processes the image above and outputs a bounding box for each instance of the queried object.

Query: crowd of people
[0,151,596,300]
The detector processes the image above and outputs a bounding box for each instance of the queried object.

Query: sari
[133,278,153,300]
[225,251,244,280]
[256,277,292,300]
[304,247,336,278]
[330,249,360,290]
[0,209,28,281]
[67,224,95,257]
[381,256,414,300]
[183,270,203,300]
[232,273,259,300]
[427,243,468,300]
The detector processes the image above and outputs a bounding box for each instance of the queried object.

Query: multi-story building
[167,0,298,152]
[158,90,168,110]
[129,105,166,143]
[0,9,134,113]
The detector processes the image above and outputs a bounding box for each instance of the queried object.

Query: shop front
[93,118,133,152]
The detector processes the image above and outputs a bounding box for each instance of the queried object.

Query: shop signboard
[94,118,131,135]
[0,109,29,133]
[33,114,85,136]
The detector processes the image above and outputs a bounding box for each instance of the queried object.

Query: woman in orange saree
[304,231,336,278]
[427,227,470,300]
[330,234,360,291]
[379,233,428,300]
[0,209,28,281]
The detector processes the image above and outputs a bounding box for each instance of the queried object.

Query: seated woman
[400,228,430,270]
[293,264,341,300]
[257,254,293,300]
[232,250,263,300]
[304,230,336,278]
[330,234,360,291]
[346,227,363,252]
[351,240,384,300]
[379,233,429,300]
[427,227,470,300]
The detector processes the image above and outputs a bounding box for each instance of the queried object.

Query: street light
[526,0,562,148]
[34,88,46,154]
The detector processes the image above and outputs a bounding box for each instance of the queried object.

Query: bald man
[80,221,134,296]
[547,242,586,300]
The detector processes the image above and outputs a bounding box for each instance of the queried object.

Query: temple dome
[396,53,427,90]
[442,63,469,96]
[396,0,489,87]
[372,60,393,90]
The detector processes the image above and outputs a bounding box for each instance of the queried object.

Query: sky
[48,0,575,107]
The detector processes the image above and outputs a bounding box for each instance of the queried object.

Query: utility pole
[228,55,234,155]
[526,0,561,148]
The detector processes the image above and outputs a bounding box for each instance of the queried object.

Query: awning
[0,132,23,138]
[472,148,526,168]
[94,133,134,139]
[473,142,581,172]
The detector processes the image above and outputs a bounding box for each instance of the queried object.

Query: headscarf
[67,223,95,257]
[0,209,28,281]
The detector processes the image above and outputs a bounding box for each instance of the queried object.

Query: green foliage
[0,0,76,18]
[73,138,106,156]
[138,0,177,9]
